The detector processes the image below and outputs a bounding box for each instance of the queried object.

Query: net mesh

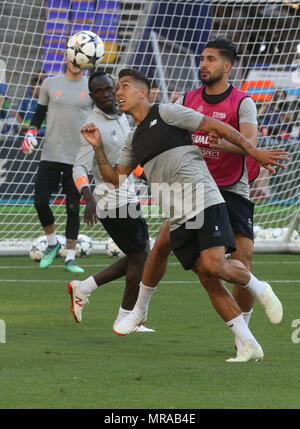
[0,0,299,252]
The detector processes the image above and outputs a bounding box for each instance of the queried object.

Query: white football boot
[257,282,283,324]
[113,311,147,336]
[67,280,89,323]
[226,342,264,362]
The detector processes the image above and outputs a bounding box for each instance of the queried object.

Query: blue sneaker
[40,242,61,269]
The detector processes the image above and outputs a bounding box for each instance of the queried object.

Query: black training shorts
[170,203,236,270]
[99,203,149,254]
[220,190,254,241]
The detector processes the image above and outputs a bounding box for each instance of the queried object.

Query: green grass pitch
[0,253,299,409]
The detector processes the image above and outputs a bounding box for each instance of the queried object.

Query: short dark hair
[30,75,42,87]
[118,68,151,93]
[88,70,114,91]
[203,38,237,64]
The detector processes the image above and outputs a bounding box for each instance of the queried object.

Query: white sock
[235,309,254,352]
[65,249,76,263]
[78,276,98,295]
[227,313,259,348]
[242,273,266,297]
[47,232,57,246]
[243,308,253,325]
[114,307,132,325]
[134,282,157,315]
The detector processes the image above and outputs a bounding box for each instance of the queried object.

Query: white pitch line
[0,260,299,270]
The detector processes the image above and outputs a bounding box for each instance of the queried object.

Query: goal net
[0,0,299,255]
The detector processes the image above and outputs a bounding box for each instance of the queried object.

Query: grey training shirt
[38,74,93,164]
[118,104,224,231]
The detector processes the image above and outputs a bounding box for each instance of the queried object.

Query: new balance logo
[75,296,83,306]
[150,119,157,128]
[213,225,221,237]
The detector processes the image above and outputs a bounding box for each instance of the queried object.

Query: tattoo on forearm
[98,158,108,165]
[200,116,253,153]
[94,147,118,185]
[227,128,252,151]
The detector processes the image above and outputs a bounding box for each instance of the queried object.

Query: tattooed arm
[198,115,289,173]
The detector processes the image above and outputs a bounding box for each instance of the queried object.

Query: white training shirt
[73,106,138,213]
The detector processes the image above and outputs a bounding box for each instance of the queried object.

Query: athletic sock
[114,307,132,326]
[133,282,157,316]
[243,308,253,325]
[78,276,98,295]
[226,313,259,348]
[65,249,76,263]
[242,273,266,297]
[47,232,57,247]
[234,309,254,352]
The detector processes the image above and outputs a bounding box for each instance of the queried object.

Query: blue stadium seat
[43,0,70,74]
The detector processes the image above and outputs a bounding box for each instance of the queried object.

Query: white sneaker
[257,282,283,324]
[226,342,264,362]
[113,311,146,336]
[67,281,89,323]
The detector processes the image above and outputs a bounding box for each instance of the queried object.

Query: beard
[200,71,223,86]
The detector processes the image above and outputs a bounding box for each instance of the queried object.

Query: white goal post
[0,0,299,255]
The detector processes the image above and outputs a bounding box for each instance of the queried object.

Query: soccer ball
[75,234,93,257]
[253,225,263,239]
[254,227,269,241]
[262,228,275,240]
[66,31,105,70]
[291,230,300,241]
[105,237,125,258]
[29,236,48,262]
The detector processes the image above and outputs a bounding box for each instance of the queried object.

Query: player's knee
[154,235,172,256]
[201,256,226,278]
[128,247,149,265]
[34,197,49,213]
[66,202,80,217]
[34,199,53,225]
[154,221,171,256]
[231,252,252,271]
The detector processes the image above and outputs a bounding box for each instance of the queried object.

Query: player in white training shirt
[69,71,151,332]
